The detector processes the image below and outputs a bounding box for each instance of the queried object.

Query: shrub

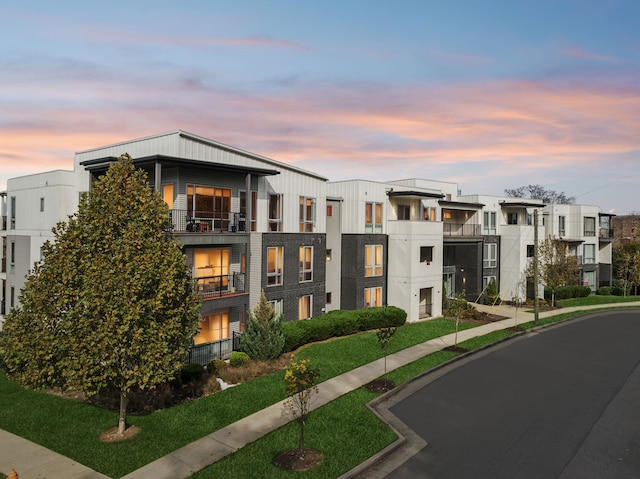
[597,286,612,296]
[179,362,204,384]
[282,306,407,352]
[229,351,250,368]
[207,359,227,374]
[240,290,285,360]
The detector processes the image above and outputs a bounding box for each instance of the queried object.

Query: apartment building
[0,131,614,360]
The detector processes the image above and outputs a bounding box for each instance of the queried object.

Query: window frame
[483,243,497,268]
[267,246,284,286]
[583,243,596,264]
[299,245,313,282]
[299,196,315,232]
[483,211,497,235]
[268,193,283,232]
[584,217,596,237]
[365,244,383,277]
[364,286,382,308]
[559,215,566,236]
[298,294,313,320]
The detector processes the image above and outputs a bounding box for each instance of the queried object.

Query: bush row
[281,305,407,353]
[544,285,591,301]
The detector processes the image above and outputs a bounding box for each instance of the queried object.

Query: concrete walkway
[2,301,639,479]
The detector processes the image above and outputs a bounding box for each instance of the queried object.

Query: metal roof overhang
[79,154,280,177]
[499,200,544,208]
[439,200,484,210]
[387,190,445,200]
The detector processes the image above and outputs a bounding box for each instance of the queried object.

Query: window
[423,206,436,221]
[326,249,332,261]
[10,196,15,229]
[365,245,383,277]
[326,292,332,304]
[194,311,229,344]
[365,202,383,232]
[483,211,496,235]
[483,276,497,289]
[40,197,45,212]
[527,244,534,258]
[584,217,596,236]
[267,246,284,286]
[298,294,312,320]
[483,243,497,268]
[188,185,231,230]
[10,286,15,308]
[269,299,284,317]
[299,246,313,282]
[583,244,596,264]
[397,204,410,220]
[268,194,282,232]
[193,248,230,293]
[526,213,533,226]
[507,212,518,225]
[10,241,15,266]
[583,271,596,291]
[420,246,433,264]
[162,184,174,209]
[365,287,382,308]
[559,216,566,236]
[326,204,333,217]
[240,253,246,273]
[299,196,315,232]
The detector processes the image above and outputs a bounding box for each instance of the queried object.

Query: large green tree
[2,154,201,435]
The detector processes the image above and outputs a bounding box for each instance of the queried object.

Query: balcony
[599,228,614,240]
[195,272,246,300]
[188,332,241,364]
[443,222,481,237]
[168,210,247,234]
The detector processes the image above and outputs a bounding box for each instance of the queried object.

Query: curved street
[368,310,640,479]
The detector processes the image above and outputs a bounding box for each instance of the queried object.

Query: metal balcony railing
[167,210,247,233]
[194,272,245,299]
[443,222,481,236]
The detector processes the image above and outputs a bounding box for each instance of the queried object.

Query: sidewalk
[3,301,640,479]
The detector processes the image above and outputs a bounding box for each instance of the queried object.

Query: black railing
[168,210,246,233]
[195,273,245,298]
[187,332,243,364]
[599,228,614,239]
[443,223,481,236]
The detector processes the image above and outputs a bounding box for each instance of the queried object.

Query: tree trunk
[118,390,128,435]
[298,417,305,454]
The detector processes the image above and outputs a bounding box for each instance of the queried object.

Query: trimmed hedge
[544,285,591,301]
[282,306,407,353]
[597,286,612,296]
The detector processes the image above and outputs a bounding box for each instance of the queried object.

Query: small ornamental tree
[447,292,468,346]
[240,290,285,360]
[528,237,581,306]
[376,327,397,379]
[284,357,320,455]
[2,154,201,436]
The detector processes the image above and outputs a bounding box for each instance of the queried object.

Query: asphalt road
[375,310,640,479]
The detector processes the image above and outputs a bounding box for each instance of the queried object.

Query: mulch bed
[273,448,324,471]
[365,378,396,393]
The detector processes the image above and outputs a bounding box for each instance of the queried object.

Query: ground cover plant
[1,305,632,478]
[557,295,640,308]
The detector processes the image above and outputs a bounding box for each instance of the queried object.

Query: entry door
[419,288,433,318]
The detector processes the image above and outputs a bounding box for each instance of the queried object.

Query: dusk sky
[2,1,639,213]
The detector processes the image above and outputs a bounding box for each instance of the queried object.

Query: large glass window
[299,294,312,320]
[299,196,315,232]
[194,311,229,344]
[507,212,518,225]
[584,217,596,236]
[187,185,231,230]
[365,245,383,277]
[559,215,566,236]
[240,190,257,231]
[162,184,174,209]
[299,246,313,282]
[193,248,230,293]
[267,246,284,286]
[583,244,596,264]
[483,243,497,268]
[268,194,282,232]
[483,211,496,234]
[365,287,382,308]
[10,196,15,229]
[365,202,383,232]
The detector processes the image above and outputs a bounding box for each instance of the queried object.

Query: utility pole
[533,208,539,324]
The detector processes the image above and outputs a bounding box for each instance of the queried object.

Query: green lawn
[1,307,631,478]
[558,295,640,307]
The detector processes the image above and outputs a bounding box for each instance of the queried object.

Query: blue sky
[1,0,639,213]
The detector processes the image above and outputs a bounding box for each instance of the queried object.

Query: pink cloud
[565,45,634,64]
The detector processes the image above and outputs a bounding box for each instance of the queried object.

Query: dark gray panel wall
[340,234,388,310]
